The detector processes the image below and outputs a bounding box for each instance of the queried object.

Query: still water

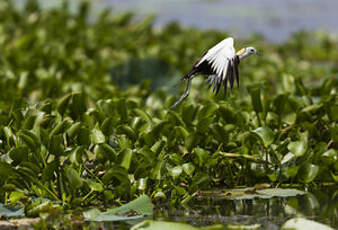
[15,0,338,42]
[84,186,337,229]
[155,187,338,229]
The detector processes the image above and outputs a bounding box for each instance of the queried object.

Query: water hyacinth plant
[0,0,337,225]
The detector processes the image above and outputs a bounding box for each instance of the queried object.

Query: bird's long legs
[170,78,192,110]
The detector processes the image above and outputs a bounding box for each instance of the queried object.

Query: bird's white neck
[236,48,253,60]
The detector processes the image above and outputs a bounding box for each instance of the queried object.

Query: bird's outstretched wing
[196,37,238,94]
[170,37,240,109]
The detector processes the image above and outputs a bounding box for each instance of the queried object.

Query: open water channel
[15,0,338,42]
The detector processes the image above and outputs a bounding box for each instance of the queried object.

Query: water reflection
[155,186,337,228]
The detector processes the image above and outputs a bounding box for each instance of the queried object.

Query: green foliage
[0,0,336,217]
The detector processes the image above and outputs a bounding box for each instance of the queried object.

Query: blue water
[15,0,338,42]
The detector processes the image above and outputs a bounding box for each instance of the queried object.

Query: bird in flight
[170,37,261,109]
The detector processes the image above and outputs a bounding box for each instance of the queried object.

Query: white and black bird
[170,37,261,109]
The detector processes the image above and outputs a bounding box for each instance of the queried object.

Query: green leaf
[321,149,337,165]
[0,162,16,177]
[252,127,274,147]
[94,143,117,162]
[118,125,137,141]
[120,148,133,170]
[197,116,214,133]
[288,141,307,157]
[326,104,338,121]
[42,161,58,181]
[84,194,153,221]
[91,126,106,144]
[194,147,209,167]
[331,171,338,183]
[102,167,129,185]
[117,99,128,122]
[169,166,183,179]
[78,127,91,146]
[69,146,83,165]
[248,85,263,114]
[101,117,116,136]
[9,191,25,204]
[48,134,65,156]
[150,140,164,154]
[149,121,169,139]
[182,163,195,176]
[273,94,288,115]
[3,126,15,144]
[298,163,319,183]
[174,126,189,140]
[18,131,39,151]
[87,179,104,192]
[283,166,299,179]
[182,104,197,125]
[211,124,229,143]
[197,103,218,121]
[49,120,68,138]
[66,122,82,137]
[9,147,29,166]
[65,168,83,189]
[282,74,296,93]
[137,178,148,191]
[57,94,72,115]
[218,105,237,124]
[70,93,87,118]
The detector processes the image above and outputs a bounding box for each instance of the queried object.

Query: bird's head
[236,46,261,60]
[246,46,261,56]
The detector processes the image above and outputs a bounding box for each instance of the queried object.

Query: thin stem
[4,192,8,205]
[81,190,94,202]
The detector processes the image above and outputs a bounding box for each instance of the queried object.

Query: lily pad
[84,195,153,222]
[199,187,306,200]
[0,203,24,218]
[256,188,306,198]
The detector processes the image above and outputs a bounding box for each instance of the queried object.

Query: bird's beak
[256,51,262,56]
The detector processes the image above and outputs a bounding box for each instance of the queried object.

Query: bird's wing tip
[227,37,234,43]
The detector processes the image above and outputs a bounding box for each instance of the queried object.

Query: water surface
[16,0,338,42]
[159,186,337,228]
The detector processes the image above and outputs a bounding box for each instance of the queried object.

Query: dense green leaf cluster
[0,0,337,210]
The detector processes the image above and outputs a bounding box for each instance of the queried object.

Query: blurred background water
[15,0,338,42]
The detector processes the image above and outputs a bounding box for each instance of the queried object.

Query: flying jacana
[170,37,261,109]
